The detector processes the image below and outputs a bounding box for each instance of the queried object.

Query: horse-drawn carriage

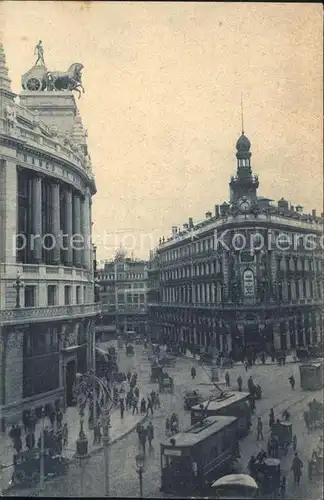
[308,436,324,480]
[268,421,292,458]
[126,343,135,357]
[159,373,174,393]
[183,390,204,410]
[305,399,323,430]
[253,458,281,497]
[10,449,69,488]
[150,364,163,382]
[21,62,85,98]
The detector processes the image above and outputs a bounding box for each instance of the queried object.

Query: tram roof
[161,416,237,448]
[191,391,250,412]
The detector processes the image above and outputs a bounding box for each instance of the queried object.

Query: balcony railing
[0,302,101,325]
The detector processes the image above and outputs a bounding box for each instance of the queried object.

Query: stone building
[97,256,148,338]
[0,44,100,428]
[148,130,323,358]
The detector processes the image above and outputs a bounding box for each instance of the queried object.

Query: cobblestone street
[5,343,323,499]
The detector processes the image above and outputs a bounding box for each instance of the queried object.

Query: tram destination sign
[164,449,182,456]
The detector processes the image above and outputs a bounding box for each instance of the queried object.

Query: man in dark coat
[291,452,303,485]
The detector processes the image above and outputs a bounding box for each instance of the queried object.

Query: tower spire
[0,42,13,92]
[240,93,244,135]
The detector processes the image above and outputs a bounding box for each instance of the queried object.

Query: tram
[191,392,252,438]
[299,360,324,390]
[160,415,238,495]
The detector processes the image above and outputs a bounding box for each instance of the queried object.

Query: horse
[46,63,85,99]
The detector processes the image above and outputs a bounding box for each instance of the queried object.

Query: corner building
[0,45,100,428]
[97,257,149,338]
[148,131,323,359]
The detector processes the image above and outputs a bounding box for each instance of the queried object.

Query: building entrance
[65,359,76,407]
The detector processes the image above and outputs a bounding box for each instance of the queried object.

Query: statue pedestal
[211,366,219,382]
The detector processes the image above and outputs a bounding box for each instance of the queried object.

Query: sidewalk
[0,349,152,494]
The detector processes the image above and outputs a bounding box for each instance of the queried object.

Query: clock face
[239,198,251,213]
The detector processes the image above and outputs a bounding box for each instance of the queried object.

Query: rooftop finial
[241,93,244,135]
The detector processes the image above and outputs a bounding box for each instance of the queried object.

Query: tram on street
[191,392,251,438]
[299,360,324,390]
[160,415,238,495]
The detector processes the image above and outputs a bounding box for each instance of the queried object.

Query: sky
[1,1,323,262]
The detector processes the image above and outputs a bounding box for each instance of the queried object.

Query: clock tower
[229,130,259,212]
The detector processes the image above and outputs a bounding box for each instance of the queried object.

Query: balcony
[0,302,101,326]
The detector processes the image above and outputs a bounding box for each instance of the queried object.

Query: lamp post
[13,272,24,308]
[135,453,145,498]
[73,371,113,498]
[39,407,45,494]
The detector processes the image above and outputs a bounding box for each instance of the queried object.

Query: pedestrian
[248,455,256,479]
[93,420,101,445]
[282,352,286,365]
[155,393,161,409]
[140,397,146,414]
[22,411,30,434]
[9,424,16,444]
[15,424,22,441]
[303,411,310,433]
[56,409,63,429]
[147,397,154,416]
[134,386,140,399]
[165,417,170,434]
[150,391,156,407]
[282,409,290,421]
[13,434,22,454]
[132,396,139,415]
[280,476,286,499]
[191,366,196,380]
[291,452,303,485]
[225,371,230,387]
[244,360,248,372]
[289,375,295,390]
[25,430,35,451]
[269,408,275,428]
[147,422,154,447]
[237,375,243,392]
[88,410,94,430]
[292,434,297,452]
[126,390,132,411]
[140,426,147,454]
[249,397,255,414]
[50,408,56,429]
[120,398,125,419]
[127,371,131,383]
[257,417,264,440]
[62,423,68,447]
[247,376,254,394]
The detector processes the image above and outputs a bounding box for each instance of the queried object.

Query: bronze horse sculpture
[46,63,85,99]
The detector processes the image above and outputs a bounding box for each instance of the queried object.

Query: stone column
[5,329,24,410]
[273,323,281,350]
[285,320,291,349]
[65,189,73,266]
[51,181,61,264]
[82,192,91,269]
[32,175,42,262]
[73,193,82,267]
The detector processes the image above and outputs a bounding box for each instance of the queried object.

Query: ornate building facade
[97,257,148,338]
[0,44,100,428]
[148,131,323,358]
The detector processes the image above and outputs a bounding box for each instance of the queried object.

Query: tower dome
[236,133,251,152]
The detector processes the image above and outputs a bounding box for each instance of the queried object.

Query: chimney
[188,217,193,228]
[183,223,189,230]
[172,226,178,235]
[205,211,212,219]
[215,205,220,218]
[312,209,316,218]
[296,205,303,213]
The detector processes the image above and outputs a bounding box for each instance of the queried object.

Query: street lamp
[13,272,24,308]
[73,371,114,498]
[135,453,145,498]
[39,407,45,494]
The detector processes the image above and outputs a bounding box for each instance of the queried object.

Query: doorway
[65,359,76,407]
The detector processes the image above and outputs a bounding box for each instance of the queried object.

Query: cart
[268,421,292,458]
[159,375,174,393]
[183,390,203,410]
[255,458,281,497]
[10,450,69,488]
[150,364,163,382]
[126,344,134,356]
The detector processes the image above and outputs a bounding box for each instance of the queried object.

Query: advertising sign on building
[243,269,255,296]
